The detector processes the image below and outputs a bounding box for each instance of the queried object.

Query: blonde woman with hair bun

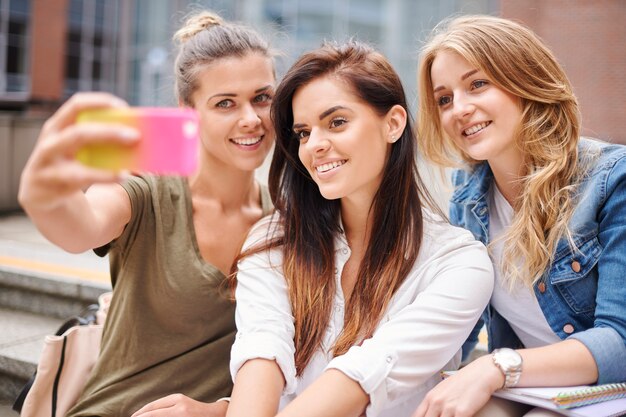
[413,14,626,417]
[18,10,276,417]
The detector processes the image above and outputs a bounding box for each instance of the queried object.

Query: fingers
[130,394,228,417]
[43,92,128,137]
[131,394,180,417]
[43,121,139,159]
[40,159,124,191]
[22,123,138,197]
[18,93,139,211]
[412,401,428,417]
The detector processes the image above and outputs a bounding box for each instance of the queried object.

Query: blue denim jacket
[451,138,626,384]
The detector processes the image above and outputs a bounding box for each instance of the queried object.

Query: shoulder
[450,163,492,203]
[578,138,626,195]
[120,174,185,200]
[420,209,490,262]
[407,210,493,293]
[580,138,626,171]
[238,213,285,279]
[243,213,280,248]
[258,183,274,216]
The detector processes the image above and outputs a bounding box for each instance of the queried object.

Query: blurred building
[0,0,624,210]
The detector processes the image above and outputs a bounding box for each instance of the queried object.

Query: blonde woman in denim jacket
[413,15,626,417]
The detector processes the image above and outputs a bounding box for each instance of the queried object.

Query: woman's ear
[385,104,407,143]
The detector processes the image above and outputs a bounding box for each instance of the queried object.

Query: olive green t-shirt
[67,175,272,417]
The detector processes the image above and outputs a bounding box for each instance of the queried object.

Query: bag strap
[11,377,34,413]
[12,305,97,414]
[50,335,68,417]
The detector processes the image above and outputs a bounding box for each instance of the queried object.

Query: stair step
[0,265,110,402]
[0,307,64,402]
[0,265,110,319]
[0,403,18,417]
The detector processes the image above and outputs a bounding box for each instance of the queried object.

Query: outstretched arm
[18,92,139,252]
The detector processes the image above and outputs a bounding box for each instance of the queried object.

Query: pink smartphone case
[76,107,199,175]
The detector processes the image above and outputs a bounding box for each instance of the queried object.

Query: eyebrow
[461,69,479,80]
[256,85,273,93]
[208,85,273,101]
[319,105,347,120]
[292,105,348,130]
[433,69,480,93]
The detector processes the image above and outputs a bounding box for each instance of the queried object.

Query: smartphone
[75,107,199,175]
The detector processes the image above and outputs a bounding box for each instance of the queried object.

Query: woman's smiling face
[292,76,394,203]
[430,50,523,167]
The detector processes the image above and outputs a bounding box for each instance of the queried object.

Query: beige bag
[13,292,111,417]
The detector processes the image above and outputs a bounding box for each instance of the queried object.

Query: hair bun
[174,11,224,43]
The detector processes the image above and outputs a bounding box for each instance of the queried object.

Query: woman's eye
[471,80,488,89]
[437,96,452,106]
[253,93,272,104]
[329,117,347,129]
[216,99,235,108]
[294,130,309,141]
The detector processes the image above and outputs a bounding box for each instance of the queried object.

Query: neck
[488,155,525,208]
[340,195,374,251]
[188,158,258,211]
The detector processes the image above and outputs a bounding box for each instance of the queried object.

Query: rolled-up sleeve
[326,235,494,416]
[230,231,298,394]
[569,155,626,383]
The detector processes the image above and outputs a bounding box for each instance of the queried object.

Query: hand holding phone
[76,107,199,175]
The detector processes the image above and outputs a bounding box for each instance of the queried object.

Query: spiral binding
[553,382,626,409]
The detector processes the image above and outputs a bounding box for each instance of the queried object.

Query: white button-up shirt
[231,212,494,417]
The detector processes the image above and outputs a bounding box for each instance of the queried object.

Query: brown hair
[242,41,441,375]
[173,11,273,107]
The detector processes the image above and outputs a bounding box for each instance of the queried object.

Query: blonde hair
[417,15,585,288]
[173,11,273,107]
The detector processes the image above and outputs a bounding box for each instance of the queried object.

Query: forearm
[517,339,598,386]
[23,191,100,252]
[475,339,598,391]
[278,369,368,417]
[20,183,130,253]
[227,359,285,417]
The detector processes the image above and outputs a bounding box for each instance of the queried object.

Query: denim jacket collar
[450,163,493,245]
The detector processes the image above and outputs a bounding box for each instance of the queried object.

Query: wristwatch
[492,348,523,388]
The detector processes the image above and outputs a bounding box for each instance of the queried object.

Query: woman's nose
[239,104,261,129]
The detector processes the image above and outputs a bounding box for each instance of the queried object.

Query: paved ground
[0,403,17,417]
[0,212,108,411]
[0,212,109,284]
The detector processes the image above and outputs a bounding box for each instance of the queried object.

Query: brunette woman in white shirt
[223,41,494,417]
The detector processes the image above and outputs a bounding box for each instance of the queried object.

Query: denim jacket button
[571,260,581,273]
[538,282,546,293]
[563,324,575,334]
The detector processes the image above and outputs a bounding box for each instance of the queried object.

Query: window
[0,0,31,96]
[64,0,118,95]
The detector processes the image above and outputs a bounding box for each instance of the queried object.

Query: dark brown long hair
[240,41,439,376]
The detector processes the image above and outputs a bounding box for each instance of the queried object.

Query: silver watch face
[494,348,522,370]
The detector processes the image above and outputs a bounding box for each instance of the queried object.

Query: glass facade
[0,0,30,97]
[253,0,497,110]
[64,0,119,96]
[0,0,497,107]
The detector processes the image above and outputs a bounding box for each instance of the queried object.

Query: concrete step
[0,265,110,320]
[0,402,18,417]
[0,266,110,403]
[0,307,63,403]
